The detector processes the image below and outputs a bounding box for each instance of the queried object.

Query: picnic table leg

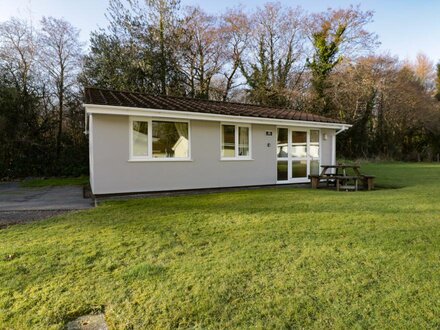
[362,177,373,190]
[368,178,374,190]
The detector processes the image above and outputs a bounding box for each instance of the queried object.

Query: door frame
[276,127,322,184]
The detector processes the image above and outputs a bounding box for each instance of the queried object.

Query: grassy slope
[20,176,89,188]
[1,163,439,329]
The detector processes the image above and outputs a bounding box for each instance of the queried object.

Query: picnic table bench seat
[309,174,337,189]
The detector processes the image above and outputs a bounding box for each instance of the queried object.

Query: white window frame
[220,123,252,160]
[129,116,191,162]
[276,127,321,183]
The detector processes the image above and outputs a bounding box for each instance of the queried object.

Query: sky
[1,0,439,62]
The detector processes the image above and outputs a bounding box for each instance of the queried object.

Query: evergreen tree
[82,0,184,95]
[306,6,378,115]
[307,22,346,115]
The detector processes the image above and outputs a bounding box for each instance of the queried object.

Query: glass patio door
[277,128,320,183]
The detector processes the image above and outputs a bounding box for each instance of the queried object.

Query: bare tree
[179,6,225,99]
[38,16,83,159]
[329,54,437,160]
[217,7,250,101]
[0,17,87,178]
[239,2,307,106]
[404,53,436,94]
[436,62,440,101]
[0,18,37,94]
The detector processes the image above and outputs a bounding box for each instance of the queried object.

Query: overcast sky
[1,0,439,62]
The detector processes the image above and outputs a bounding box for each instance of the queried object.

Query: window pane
[310,130,320,158]
[310,130,320,143]
[238,126,249,157]
[310,145,320,158]
[132,121,148,157]
[291,131,307,158]
[277,128,288,158]
[310,160,320,175]
[277,161,288,181]
[222,125,235,157]
[292,160,307,178]
[292,131,307,143]
[152,121,188,158]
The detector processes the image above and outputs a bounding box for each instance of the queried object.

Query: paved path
[0,182,92,211]
[0,182,93,227]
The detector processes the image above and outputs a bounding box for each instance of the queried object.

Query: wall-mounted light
[323,133,328,141]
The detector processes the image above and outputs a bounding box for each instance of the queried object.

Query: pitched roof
[84,87,344,124]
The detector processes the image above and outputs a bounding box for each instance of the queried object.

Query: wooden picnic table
[309,164,375,191]
[319,164,361,177]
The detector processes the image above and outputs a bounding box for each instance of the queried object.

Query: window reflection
[277,161,288,181]
[238,126,249,156]
[292,160,307,178]
[291,131,307,158]
[132,121,148,157]
[222,125,235,157]
[222,125,250,158]
[310,130,320,158]
[152,121,189,158]
[277,128,288,158]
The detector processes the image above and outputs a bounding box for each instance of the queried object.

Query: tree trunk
[159,12,167,95]
[222,63,239,101]
[56,85,63,161]
[57,67,64,161]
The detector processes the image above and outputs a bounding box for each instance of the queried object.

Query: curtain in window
[238,127,249,156]
[174,122,188,139]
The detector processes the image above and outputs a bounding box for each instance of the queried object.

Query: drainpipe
[84,111,89,135]
[331,125,349,168]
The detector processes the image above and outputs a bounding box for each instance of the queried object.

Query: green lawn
[1,163,440,329]
[20,176,89,188]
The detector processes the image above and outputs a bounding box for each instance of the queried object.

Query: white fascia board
[84,104,351,130]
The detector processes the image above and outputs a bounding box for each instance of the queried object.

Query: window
[130,118,189,160]
[152,121,189,158]
[277,128,321,182]
[309,130,320,158]
[291,131,307,158]
[277,128,288,158]
[222,125,235,158]
[221,124,251,159]
[132,121,149,157]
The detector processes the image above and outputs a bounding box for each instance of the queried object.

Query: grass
[1,163,440,329]
[20,176,89,188]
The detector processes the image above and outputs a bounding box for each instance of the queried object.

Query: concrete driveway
[0,182,93,227]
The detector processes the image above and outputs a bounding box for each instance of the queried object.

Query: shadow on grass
[374,184,406,190]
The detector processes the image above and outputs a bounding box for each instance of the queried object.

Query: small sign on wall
[266,131,273,136]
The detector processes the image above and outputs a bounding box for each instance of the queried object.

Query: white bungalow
[84,87,350,195]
